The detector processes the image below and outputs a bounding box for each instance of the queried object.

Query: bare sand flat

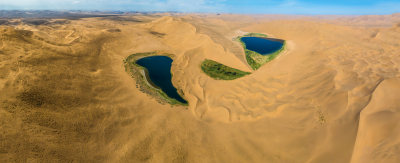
[0,13,400,162]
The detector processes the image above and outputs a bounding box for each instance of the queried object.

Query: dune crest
[351,78,400,163]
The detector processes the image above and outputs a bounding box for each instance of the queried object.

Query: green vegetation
[201,59,251,80]
[244,41,286,70]
[124,52,188,106]
[235,33,286,70]
[243,33,268,37]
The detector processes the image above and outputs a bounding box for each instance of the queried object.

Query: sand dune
[0,14,400,162]
[351,78,400,163]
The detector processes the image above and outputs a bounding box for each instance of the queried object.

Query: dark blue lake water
[136,56,187,104]
[241,37,284,55]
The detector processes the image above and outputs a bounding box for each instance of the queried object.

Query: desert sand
[0,13,400,162]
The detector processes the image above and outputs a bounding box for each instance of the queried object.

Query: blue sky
[1,0,399,15]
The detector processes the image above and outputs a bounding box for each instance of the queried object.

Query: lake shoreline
[124,52,188,106]
[234,33,286,70]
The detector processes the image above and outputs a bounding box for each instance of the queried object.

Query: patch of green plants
[235,33,286,70]
[243,33,268,37]
[124,52,188,106]
[201,59,251,80]
[244,41,286,70]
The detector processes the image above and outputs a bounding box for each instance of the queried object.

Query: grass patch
[235,33,286,70]
[243,33,268,37]
[244,42,286,70]
[124,52,188,106]
[201,59,251,80]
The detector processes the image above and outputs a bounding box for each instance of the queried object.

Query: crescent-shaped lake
[136,56,187,104]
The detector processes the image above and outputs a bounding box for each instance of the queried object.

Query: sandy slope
[0,14,400,162]
[351,78,400,163]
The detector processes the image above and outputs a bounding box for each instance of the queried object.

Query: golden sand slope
[0,14,400,162]
[351,78,400,163]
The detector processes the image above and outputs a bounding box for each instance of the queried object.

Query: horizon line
[0,10,399,16]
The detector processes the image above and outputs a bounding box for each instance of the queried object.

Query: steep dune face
[1,14,400,162]
[351,78,400,163]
